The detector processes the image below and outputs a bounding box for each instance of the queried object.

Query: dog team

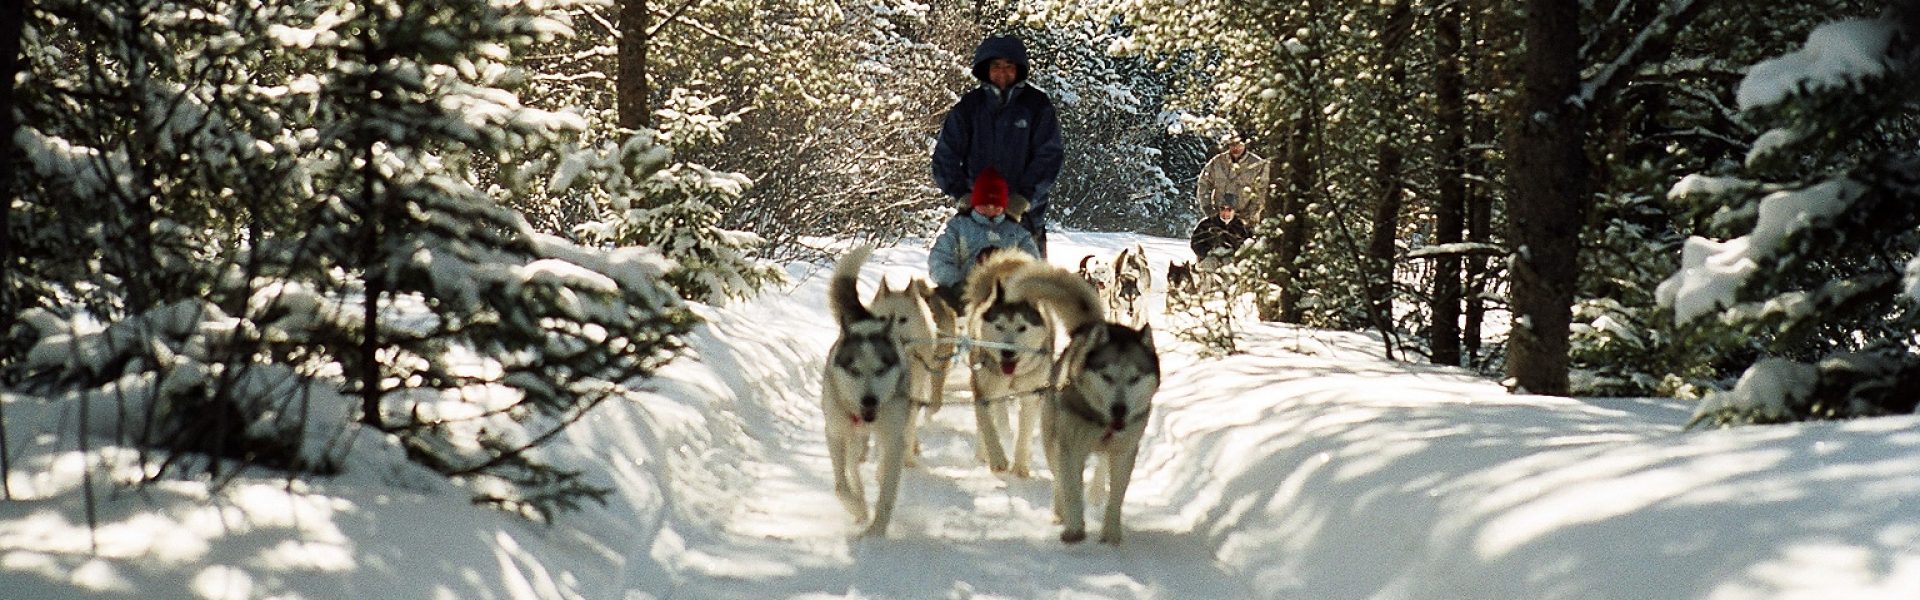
[824,242,1161,544]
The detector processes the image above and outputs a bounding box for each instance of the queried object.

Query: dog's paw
[1060,529,1087,544]
[1011,465,1031,478]
[1098,531,1123,545]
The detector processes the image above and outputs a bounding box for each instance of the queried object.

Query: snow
[1694,358,1818,423]
[1658,179,1863,323]
[1737,18,1897,111]
[7,231,1920,598]
[1906,256,1920,302]
[1669,174,1755,200]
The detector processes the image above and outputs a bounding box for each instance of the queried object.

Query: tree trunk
[1272,109,1317,324]
[0,0,21,498]
[1365,144,1401,359]
[1429,0,1466,367]
[0,0,22,338]
[357,23,388,429]
[617,0,650,129]
[1365,0,1413,359]
[1504,0,1588,395]
[1464,119,1493,366]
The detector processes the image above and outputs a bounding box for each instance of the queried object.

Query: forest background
[0,0,1915,517]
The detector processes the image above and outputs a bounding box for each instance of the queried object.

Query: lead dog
[1007,262,1160,544]
[963,250,1054,477]
[868,276,952,465]
[822,245,913,537]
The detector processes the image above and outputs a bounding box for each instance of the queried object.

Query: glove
[1007,194,1030,221]
[953,193,971,213]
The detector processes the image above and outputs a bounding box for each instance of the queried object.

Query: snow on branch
[1736,18,1898,111]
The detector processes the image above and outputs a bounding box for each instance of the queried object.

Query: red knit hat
[971,168,1009,210]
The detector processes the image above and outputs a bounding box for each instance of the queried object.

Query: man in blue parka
[931,34,1064,258]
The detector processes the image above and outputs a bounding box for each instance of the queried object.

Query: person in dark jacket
[931,34,1065,258]
[1190,203,1251,268]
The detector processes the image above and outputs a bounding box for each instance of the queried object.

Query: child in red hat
[927,168,1039,310]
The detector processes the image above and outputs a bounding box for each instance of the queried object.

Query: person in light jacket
[1195,138,1269,221]
[929,168,1040,310]
[931,34,1064,257]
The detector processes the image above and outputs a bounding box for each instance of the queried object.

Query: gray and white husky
[1008,262,1161,545]
[963,250,1055,476]
[822,245,912,537]
[866,275,952,466]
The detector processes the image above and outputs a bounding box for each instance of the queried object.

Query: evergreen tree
[1016,19,1208,237]
[512,0,963,256]
[560,130,782,304]
[10,0,328,478]
[1564,1,1879,396]
[1659,8,1919,426]
[7,0,702,520]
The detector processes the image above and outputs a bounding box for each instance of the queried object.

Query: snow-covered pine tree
[260,0,700,519]
[510,0,950,264]
[9,0,338,476]
[8,0,701,520]
[12,0,286,323]
[1658,8,1919,426]
[1567,2,1880,397]
[558,130,782,305]
[1014,18,1205,237]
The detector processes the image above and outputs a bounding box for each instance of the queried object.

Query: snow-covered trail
[10,231,1920,599]
[652,236,1255,599]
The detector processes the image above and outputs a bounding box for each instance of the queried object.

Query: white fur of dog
[962,250,1054,476]
[1076,254,1112,295]
[867,276,952,466]
[822,245,913,537]
[1007,262,1161,544]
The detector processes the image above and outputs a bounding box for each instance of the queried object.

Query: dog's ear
[878,274,892,293]
[1136,323,1156,354]
[907,278,931,297]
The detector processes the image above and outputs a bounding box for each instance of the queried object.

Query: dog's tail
[1007,262,1104,333]
[830,245,875,326]
[964,250,1037,308]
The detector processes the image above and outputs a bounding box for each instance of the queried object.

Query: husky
[1076,254,1111,295]
[1007,263,1160,545]
[1166,261,1194,292]
[867,275,952,465]
[1107,245,1152,326]
[962,250,1054,476]
[822,245,913,537]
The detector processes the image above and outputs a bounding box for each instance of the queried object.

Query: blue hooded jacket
[931,35,1065,219]
[928,210,1040,289]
